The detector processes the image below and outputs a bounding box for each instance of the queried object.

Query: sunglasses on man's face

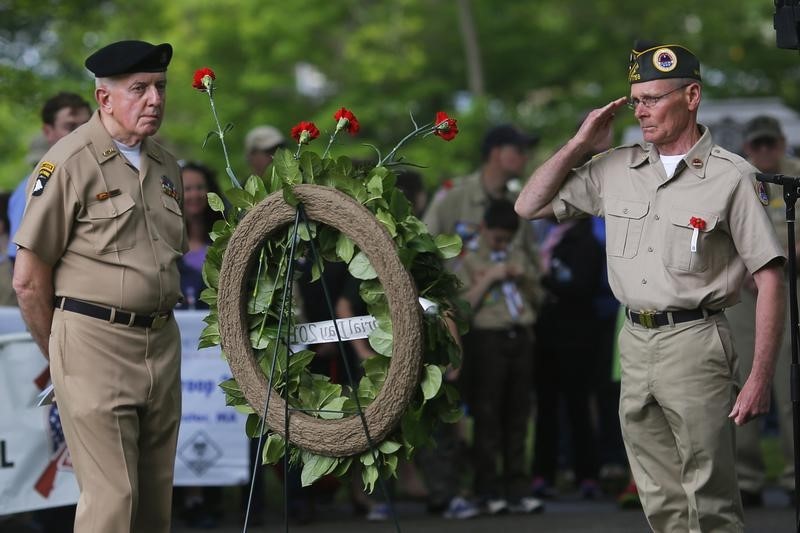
[750,136,778,150]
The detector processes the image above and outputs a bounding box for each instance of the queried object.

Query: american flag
[34,404,71,497]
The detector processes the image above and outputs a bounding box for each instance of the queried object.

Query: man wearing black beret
[516,40,786,531]
[14,39,186,532]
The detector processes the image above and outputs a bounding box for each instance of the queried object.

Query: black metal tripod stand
[756,172,800,532]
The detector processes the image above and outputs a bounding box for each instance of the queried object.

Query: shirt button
[648,246,654,252]
[111,210,117,216]
[160,264,166,272]
[641,279,647,284]
[623,208,629,214]
[146,205,151,211]
[152,235,159,241]
[654,215,660,220]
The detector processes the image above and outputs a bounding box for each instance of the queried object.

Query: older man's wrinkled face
[631,79,695,148]
[104,72,167,141]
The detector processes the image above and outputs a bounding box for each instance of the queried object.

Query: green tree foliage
[2,0,799,191]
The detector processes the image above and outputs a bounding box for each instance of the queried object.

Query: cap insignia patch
[31,161,55,197]
[653,48,678,73]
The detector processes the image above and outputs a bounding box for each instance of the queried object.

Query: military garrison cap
[85,40,172,77]
[628,40,701,84]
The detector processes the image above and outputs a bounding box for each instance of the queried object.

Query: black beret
[85,40,172,77]
[628,40,701,84]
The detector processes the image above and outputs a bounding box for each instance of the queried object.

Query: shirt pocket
[85,192,137,254]
[605,197,649,259]
[664,207,719,272]
[160,194,184,251]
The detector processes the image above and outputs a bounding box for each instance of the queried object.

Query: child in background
[457,198,543,515]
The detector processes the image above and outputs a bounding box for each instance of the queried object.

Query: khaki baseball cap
[744,115,784,143]
[245,125,285,153]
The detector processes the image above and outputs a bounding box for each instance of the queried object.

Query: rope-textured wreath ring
[217,184,423,457]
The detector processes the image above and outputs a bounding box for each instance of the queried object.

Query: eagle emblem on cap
[653,48,678,73]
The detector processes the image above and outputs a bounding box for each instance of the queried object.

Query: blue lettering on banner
[216,412,237,423]
[181,379,216,397]
[181,413,210,423]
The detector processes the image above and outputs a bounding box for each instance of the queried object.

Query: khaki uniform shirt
[457,237,537,329]
[552,124,784,312]
[424,171,542,306]
[424,171,537,257]
[15,111,187,314]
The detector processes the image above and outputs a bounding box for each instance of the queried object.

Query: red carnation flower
[291,121,320,145]
[333,107,360,135]
[689,216,706,230]
[433,111,458,141]
[192,67,216,92]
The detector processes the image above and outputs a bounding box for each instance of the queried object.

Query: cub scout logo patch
[160,175,178,200]
[32,162,55,197]
[756,181,770,206]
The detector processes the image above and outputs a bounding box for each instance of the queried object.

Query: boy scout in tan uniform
[515,40,786,532]
[423,124,538,258]
[13,40,187,533]
[728,115,800,504]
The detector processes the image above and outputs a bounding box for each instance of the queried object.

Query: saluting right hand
[573,97,628,157]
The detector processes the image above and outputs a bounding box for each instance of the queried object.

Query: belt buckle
[150,313,169,330]
[639,310,656,329]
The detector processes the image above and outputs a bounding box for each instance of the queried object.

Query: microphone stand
[756,172,800,532]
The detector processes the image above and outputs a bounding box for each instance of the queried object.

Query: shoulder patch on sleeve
[756,181,770,206]
[31,161,55,197]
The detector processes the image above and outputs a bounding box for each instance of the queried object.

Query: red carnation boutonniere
[689,216,706,253]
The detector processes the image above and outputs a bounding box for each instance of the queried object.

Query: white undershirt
[113,140,142,171]
[659,154,686,178]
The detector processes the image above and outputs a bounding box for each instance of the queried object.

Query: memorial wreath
[192,67,466,490]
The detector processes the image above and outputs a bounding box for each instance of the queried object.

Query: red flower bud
[192,67,216,92]
[333,107,360,135]
[291,121,320,145]
[433,111,458,141]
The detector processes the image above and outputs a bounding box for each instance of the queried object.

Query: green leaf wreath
[191,66,466,491]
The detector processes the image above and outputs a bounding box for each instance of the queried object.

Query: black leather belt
[55,296,172,329]
[627,307,721,329]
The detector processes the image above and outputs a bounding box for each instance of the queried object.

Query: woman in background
[177,161,223,311]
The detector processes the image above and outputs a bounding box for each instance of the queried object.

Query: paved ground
[168,488,793,533]
[3,488,794,532]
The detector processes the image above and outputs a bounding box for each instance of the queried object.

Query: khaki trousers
[726,288,794,493]
[49,308,181,533]
[618,314,743,533]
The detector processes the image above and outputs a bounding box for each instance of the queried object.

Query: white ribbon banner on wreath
[0,308,249,515]
[290,297,438,346]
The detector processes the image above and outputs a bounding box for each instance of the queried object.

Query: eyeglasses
[626,84,691,110]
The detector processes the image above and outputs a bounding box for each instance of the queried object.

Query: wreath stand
[217,185,425,532]
[756,172,800,532]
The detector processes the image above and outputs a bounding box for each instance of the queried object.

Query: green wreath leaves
[199,149,465,492]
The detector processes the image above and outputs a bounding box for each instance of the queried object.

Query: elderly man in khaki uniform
[728,115,800,505]
[13,40,186,533]
[515,40,786,532]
